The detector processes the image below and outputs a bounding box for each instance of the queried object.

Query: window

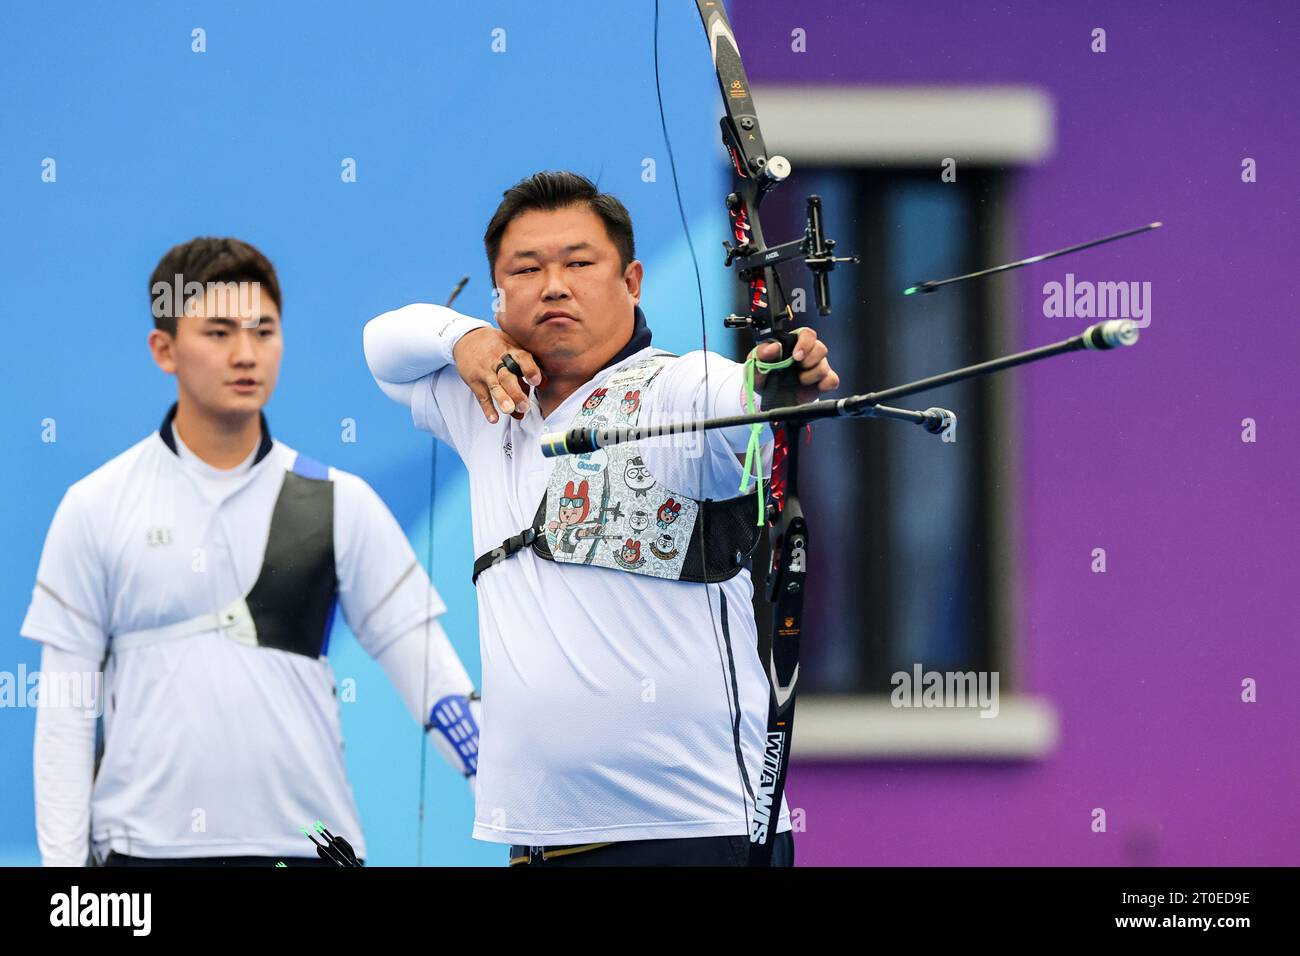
[735,167,1019,696]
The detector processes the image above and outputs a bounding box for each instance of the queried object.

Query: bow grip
[758,329,801,409]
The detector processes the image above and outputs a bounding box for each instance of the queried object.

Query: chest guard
[473,355,761,585]
[111,452,339,659]
[242,454,339,658]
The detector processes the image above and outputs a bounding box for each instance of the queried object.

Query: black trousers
[508,831,795,867]
[103,852,345,867]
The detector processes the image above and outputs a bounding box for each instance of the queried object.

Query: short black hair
[148,237,282,336]
[483,171,636,288]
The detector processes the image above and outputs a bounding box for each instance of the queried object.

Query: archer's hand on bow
[453,327,545,423]
[750,327,840,405]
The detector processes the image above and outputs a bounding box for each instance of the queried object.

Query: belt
[508,842,613,866]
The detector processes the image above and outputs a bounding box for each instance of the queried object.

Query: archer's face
[149,285,283,420]
[492,204,643,379]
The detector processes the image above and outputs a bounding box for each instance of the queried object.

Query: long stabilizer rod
[540,320,1138,458]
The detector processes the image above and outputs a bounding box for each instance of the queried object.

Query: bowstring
[417,276,467,865]
[417,429,435,866]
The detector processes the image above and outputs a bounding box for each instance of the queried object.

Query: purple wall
[737,0,1300,864]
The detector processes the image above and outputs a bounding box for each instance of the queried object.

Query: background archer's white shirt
[21,427,460,860]
[413,346,791,845]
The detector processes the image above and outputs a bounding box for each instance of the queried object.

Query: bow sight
[721,194,860,329]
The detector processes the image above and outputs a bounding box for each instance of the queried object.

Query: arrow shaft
[906,222,1162,295]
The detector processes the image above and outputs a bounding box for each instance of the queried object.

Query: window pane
[741,168,1004,693]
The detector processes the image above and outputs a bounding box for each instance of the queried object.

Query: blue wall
[0,0,732,866]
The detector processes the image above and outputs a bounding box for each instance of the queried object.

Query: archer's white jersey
[22,419,451,860]
[413,345,792,845]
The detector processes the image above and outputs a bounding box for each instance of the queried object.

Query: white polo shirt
[408,338,792,846]
[22,414,455,860]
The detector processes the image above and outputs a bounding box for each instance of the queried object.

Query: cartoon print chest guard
[472,355,762,585]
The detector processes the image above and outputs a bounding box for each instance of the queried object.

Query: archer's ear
[624,259,644,303]
[147,328,177,375]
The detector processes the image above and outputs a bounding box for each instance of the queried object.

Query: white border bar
[794,695,1060,759]
[749,85,1056,164]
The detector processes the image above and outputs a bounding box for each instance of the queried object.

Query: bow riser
[691,0,856,864]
